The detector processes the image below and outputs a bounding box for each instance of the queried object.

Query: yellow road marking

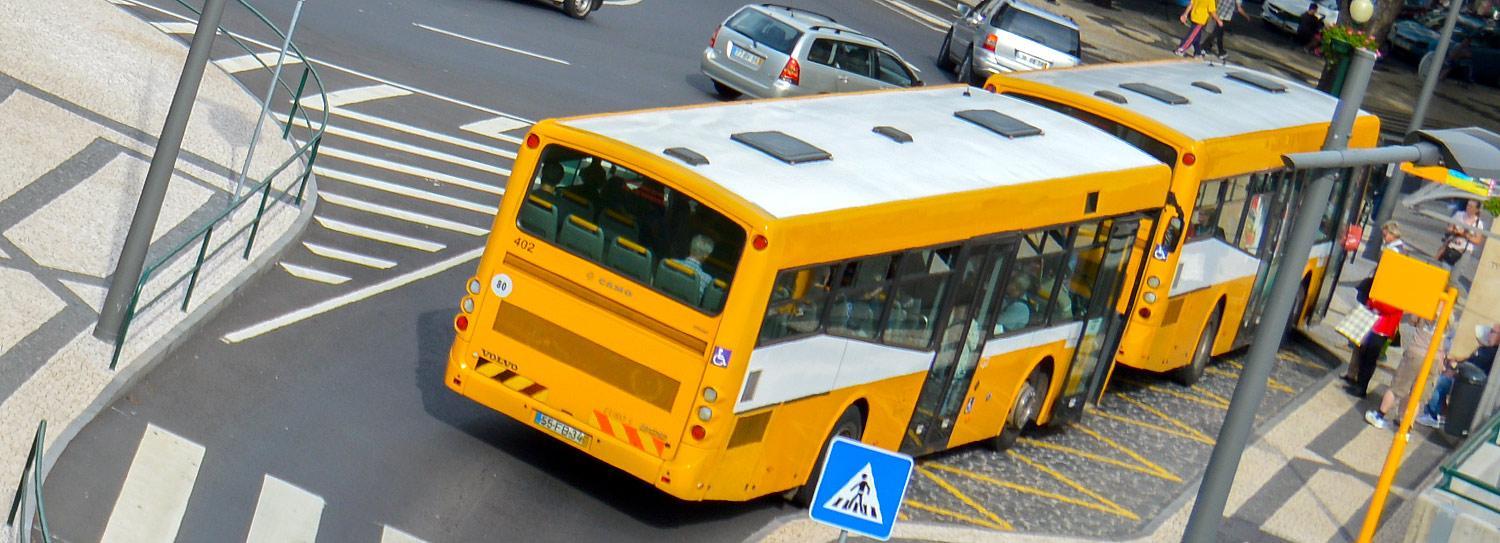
[1006,450,1140,521]
[1122,379,1229,410]
[1205,366,1296,394]
[1093,410,1216,445]
[1018,438,1177,481]
[1072,424,1182,483]
[903,500,1007,530]
[925,462,1131,519]
[916,466,1013,530]
[1278,351,1329,371]
[1112,394,1216,444]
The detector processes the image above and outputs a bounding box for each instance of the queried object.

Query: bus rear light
[1143,292,1158,304]
[983,34,998,52]
[690,424,707,441]
[467,278,481,295]
[455,314,470,331]
[778,58,800,85]
[752,235,769,250]
[984,83,997,93]
[709,26,719,47]
[702,387,718,403]
[1146,276,1161,289]
[1182,153,1196,166]
[697,406,713,421]
[526,133,539,149]
[1137,307,1151,319]
[461,297,475,313]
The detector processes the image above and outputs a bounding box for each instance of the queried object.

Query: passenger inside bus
[996,273,1036,333]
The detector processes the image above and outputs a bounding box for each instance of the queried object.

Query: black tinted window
[726,9,802,55]
[876,51,915,86]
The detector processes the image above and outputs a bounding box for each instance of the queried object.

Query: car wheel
[711,80,742,99]
[563,0,593,19]
[959,50,977,86]
[989,369,1046,451]
[1175,309,1221,386]
[790,406,864,507]
[937,31,956,71]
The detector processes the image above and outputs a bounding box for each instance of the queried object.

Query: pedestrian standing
[1295,3,1324,53]
[1204,0,1248,61]
[1175,0,1222,57]
[1437,199,1485,268]
[1343,223,1406,393]
[1364,315,1437,430]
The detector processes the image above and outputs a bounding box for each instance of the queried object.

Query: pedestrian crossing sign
[807,436,913,540]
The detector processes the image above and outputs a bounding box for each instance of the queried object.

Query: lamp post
[1349,0,1374,26]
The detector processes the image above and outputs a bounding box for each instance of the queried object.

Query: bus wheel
[1175,310,1221,386]
[790,406,864,507]
[990,370,1045,451]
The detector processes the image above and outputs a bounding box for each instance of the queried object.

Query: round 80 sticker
[491,273,513,298]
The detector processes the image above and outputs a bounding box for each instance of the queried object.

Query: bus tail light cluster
[454,314,470,331]
[778,58,800,86]
[690,425,707,441]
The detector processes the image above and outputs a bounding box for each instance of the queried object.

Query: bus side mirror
[1162,216,1185,253]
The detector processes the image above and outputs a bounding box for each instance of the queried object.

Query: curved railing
[109,0,329,368]
[4,421,49,542]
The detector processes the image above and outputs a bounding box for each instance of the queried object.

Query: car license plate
[729,43,764,67]
[534,410,590,448]
[1016,51,1051,69]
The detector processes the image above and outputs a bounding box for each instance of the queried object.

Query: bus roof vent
[954,109,1043,139]
[1119,82,1189,105]
[1093,90,1128,104]
[663,147,709,166]
[730,131,831,164]
[1191,81,1222,94]
[1225,71,1287,93]
[872,125,912,143]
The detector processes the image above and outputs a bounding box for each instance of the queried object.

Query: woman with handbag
[1438,200,1485,267]
[1342,223,1406,395]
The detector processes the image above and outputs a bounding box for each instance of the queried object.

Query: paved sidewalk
[0,0,313,530]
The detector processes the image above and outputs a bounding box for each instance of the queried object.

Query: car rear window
[994,8,1080,58]
[726,9,802,55]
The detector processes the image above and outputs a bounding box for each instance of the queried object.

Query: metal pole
[95,0,228,342]
[230,0,307,203]
[1366,0,1465,258]
[1182,49,1377,542]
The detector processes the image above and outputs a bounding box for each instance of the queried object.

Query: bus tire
[1175,309,1221,386]
[937,31,956,71]
[990,370,1046,451]
[790,406,865,507]
[563,0,594,19]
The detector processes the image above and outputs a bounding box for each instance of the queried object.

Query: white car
[936,0,1081,85]
[1261,0,1339,34]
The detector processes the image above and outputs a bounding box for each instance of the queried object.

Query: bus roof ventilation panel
[872,126,913,143]
[730,131,831,164]
[1119,82,1189,105]
[663,147,709,166]
[1225,71,1287,93]
[1093,90,1128,104]
[1191,81,1222,94]
[954,109,1043,139]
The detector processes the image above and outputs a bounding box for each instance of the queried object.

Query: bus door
[899,239,1016,456]
[1238,171,1300,338]
[1052,219,1140,423]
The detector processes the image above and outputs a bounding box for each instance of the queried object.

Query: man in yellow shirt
[1174,0,1223,57]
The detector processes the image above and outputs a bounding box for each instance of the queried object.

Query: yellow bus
[985,61,1381,386]
[443,86,1174,501]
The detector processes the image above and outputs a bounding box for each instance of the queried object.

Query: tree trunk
[1338,0,1406,48]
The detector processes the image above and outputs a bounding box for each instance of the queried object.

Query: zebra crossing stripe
[300,84,413,110]
[213,52,303,74]
[149,21,199,34]
[320,192,488,236]
[461,117,528,146]
[316,168,499,215]
[100,425,205,543]
[303,242,398,269]
[244,475,325,543]
[317,146,505,195]
[279,262,352,285]
[315,216,446,252]
[277,113,512,173]
[381,526,428,543]
[299,105,519,159]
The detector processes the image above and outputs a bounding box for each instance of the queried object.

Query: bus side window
[1191,179,1228,241]
[758,266,835,345]
[829,256,892,340]
[882,247,956,350]
[1063,220,1108,320]
[1033,227,1074,325]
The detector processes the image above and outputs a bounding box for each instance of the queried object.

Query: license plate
[1016,51,1051,69]
[729,43,764,67]
[534,411,590,448]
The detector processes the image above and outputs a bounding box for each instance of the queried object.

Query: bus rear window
[516,145,746,314]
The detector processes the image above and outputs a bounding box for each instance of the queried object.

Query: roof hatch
[1226,71,1287,93]
[1191,81,1222,94]
[954,109,1042,139]
[1119,82,1189,105]
[872,126,912,143]
[1093,90,1128,104]
[730,131,831,164]
[663,147,709,166]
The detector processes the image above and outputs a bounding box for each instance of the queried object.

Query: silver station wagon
[700,4,923,99]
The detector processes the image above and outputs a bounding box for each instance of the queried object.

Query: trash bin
[1443,362,1489,439]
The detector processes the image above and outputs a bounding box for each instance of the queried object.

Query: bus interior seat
[599,209,639,245]
[557,188,596,225]
[605,237,653,283]
[701,279,728,312]
[519,195,559,241]
[559,215,605,261]
[655,259,701,306]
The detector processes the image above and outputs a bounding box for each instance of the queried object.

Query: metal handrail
[1435,409,1500,515]
[108,0,328,368]
[5,421,50,542]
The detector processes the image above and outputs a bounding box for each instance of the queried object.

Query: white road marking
[315,216,446,252]
[280,262,352,285]
[602,0,642,5]
[413,23,571,66]
[317,146,506,195]
[223,247,483,343]
[149,21,199,34]
[303,84,413,110]
[244,475,325,543]
[100,425,205,543]
[213,52,303,74]
[382,526,428,543]
[299,104,521,158]
[277,112,515,171]
[872,0,948,32]
[461,117,527,146]
[115,0,534,123]
[320,192,489,236]
[303,242,398,269]
[316,168,499,215]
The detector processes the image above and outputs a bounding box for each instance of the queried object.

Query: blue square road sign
[807,436,914,541]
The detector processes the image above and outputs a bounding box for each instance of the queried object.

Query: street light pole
[1367,0,1466,257]
[95,0,228,342]
[1182,48,1379,542]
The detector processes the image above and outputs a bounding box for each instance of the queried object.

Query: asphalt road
[42,1,967,542]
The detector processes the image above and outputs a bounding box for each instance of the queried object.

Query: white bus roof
[1004,62,1373,142]
[561,86,1166,219]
